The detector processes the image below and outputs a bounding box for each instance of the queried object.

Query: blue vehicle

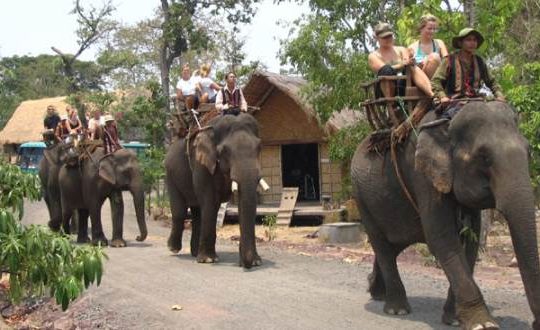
[17,141,47,174]
[121,141,150,159]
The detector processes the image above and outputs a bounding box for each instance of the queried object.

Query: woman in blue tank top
[408,14,448,78]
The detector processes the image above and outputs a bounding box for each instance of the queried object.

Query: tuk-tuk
[17,141,47,174]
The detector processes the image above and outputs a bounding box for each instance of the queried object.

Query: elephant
[58,145,147,247]
[39,141,74,232]
[165,113,266,268]
[351,101,540,330]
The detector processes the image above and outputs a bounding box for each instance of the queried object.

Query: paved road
[23,195,533,329]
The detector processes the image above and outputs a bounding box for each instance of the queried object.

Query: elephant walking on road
[165,113,265,268]
[58,146,147,247]
[351,101,540,330]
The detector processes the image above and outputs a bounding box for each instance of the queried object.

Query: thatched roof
[0,96,68,145]
[243,71,362,136]
[243,71,315,118]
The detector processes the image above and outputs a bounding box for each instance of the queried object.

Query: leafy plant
[262,215,277,241]
[0,159,106,311]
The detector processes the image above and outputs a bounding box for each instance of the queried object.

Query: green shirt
[431,52,504,99]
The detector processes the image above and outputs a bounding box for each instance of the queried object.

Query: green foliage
[504,62,540,196]
[262,215,277,241]
[129,81,168,147]
[0,159,106,310]
[328,122,371,163]
[281,15,372,123]
[140,147,166,193]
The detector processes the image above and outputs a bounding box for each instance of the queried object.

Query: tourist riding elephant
[165,113,266,268]
[58,145,147,247]
[351,101,540,330]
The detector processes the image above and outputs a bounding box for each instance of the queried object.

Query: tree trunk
[463,0,476,26]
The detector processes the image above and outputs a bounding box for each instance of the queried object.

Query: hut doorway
[281,143,320,201]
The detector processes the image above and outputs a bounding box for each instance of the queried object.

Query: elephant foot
[197,253,219,263]
[110,238,127,248]
[367,272,386,301]
[76,236,91,244]
[48,221,61,232]
[167,236,182,254]
[92,236,109,247]
[384,298,411,316]
[459,304,499,330]
[442,311,460,327]
[239,254,262,268]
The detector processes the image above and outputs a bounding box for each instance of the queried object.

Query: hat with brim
[452,28,484,49]
[374,22,394,39]
[104,115,115,122]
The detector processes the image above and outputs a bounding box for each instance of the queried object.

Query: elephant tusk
[231,181,238,192]
[259,178,270,191]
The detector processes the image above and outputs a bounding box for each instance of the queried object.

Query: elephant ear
[193,129,217,174]
[99,156,116,185]
[415,123,453,194]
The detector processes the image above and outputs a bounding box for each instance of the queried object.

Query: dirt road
[21,195,533,329]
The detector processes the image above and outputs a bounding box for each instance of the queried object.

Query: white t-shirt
[176,77,198,96]
[199,77,217,99]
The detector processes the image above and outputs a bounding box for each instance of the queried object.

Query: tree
[0,159,106,311]
[158,0,261,111]
[52,0,116,93]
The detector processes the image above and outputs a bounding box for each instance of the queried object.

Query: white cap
[60,114,68,121]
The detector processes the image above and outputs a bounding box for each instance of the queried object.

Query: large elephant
[165,113,265,268]
[58,146,147,247]
[351,101,540,330]
[39,141,72,231]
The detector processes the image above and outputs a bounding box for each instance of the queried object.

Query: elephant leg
[48,196,62,232]
[369,235,411,315]
[368,258,386,301]
[423,205,496,330]
[190,207,201,257]
[167,185,188,253]
[110,190,126,248]
[70,210,79,234]
[443,208,482,327]
[197,202,219,263]
[89,197,108,247]
[76,209,90,244]
[61,207,73,236]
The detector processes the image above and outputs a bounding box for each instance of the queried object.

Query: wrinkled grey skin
[165,113,262,268]
[58,147,147,247]
[39,142,73,232]
[351,101,540,330]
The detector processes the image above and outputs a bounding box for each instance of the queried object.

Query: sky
[0,0,308,72]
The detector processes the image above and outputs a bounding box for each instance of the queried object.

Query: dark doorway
[281,143,320,201]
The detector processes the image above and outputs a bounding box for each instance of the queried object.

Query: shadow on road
[364,296,530,329]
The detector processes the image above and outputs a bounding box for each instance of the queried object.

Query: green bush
[0,159,106,310]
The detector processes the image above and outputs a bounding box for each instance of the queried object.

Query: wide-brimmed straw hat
[104,115,115,122]
[452,28,484,49]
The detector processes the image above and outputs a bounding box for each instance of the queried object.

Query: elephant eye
[476,146,492,166]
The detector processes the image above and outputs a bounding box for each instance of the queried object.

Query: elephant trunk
[131,183,147,242]
[237,169,259,268]
[493,170,540,326]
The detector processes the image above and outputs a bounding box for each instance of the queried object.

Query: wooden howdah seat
[360,66,429,131]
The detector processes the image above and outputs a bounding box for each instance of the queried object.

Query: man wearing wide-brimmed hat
[102,114,122,154]
[431,27,505,109]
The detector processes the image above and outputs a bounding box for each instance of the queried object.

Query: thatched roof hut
[0,96,68,145]
[243,71,361,204]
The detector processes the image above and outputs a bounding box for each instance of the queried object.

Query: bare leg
[200,93,209,104]
[411,66,434,97]
[422,53,442,79]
